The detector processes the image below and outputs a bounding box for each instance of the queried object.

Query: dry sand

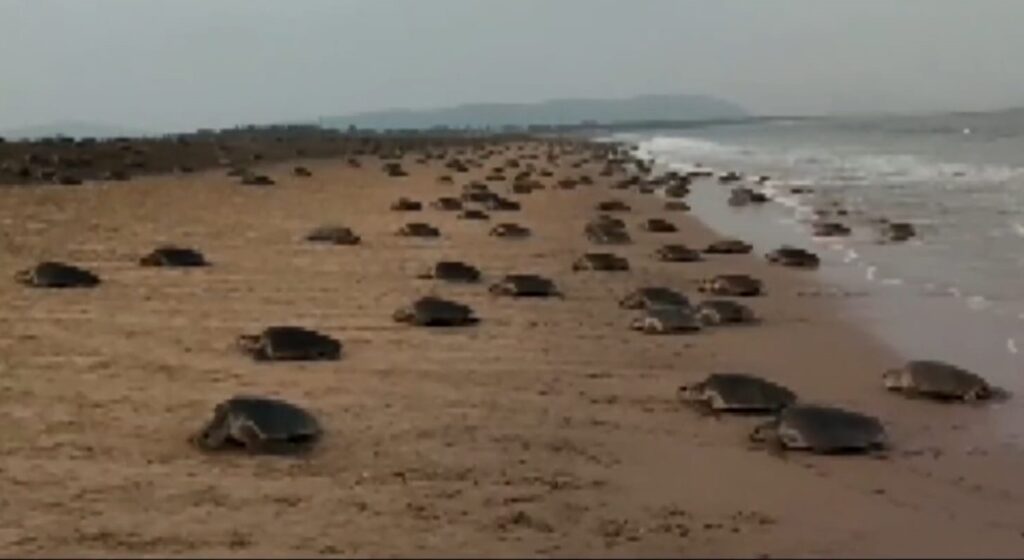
[2,142,1024,557]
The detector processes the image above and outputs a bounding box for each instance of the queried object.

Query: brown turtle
[584,222,632,245]
[596,199,631,212]
[191,396,322,455]
[664,201,691,212]
[656,244,703,262]
[417,260,482,283]
[398,223,441,238]
[572,252,630,272]
[882,360,996,402]
[393,296,479,326]
[305,226,361,245]
[489,274,561,298]
[293,166,313,177]
[698,274,763,297]
[237,326,342,361]
[15,261,100,288]
[766,246,820,269]
[458,209,491,221]
[483,196,521,211]
[139,246,210,267]
[642,218,678,233]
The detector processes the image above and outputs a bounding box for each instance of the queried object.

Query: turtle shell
[244,326,342,361]
[490,274,559,297]
[695,299,755,325]
[423,261,481,283]
[195,396,321,452]
[766,246,819,269]
[395,296,478,326]
[632,307,701,334]
[656,244,702,262]
[704,239,753,255]
[16,261,100,288]
[620,287,691,310]
[772,405,886,453]
[888,360,992,400]
[688,373,796,412]
[139,246,209,267]
[573,253,630,271]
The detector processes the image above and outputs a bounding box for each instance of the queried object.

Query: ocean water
[615,110,1024,407]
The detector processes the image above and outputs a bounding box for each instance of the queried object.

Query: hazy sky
[2,0,1023,132]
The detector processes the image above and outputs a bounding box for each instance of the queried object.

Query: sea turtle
[417,260,482,283]
[718,171,743,184]
[240,172,275,186]
[458,209,491,221]
[398,223,441,238]
[882,360,995,402]
[572,252,630,272]
[812,221,852,237]
[591,215,627,229]
[462,191,497,204]
[432,197,463,211]
[656,244,703,262]
[584,223,632,245]
[293,166,313,177]
[664,201,691,212]
[15,261,100,288]
[695,299,757,325]
[490,223,532,239]
[728,187,769,207]
[305,226,362,245]
[749,404,888,455]
[489,274,561,298]
[391,197,423,211]
[698,274,764,297]
[642,218,678,233]
[704,239,753,255]
[678,373,797,414]
[483,196,521,211]
[236,326,342,361]
[664,185,690,199]
[630,306,702,334]
[191,395,322,455]
[139,246,210,267]
[619,287,691,310]
[882,221,916,243]
[766,246,820,269]
[596,200,631,212]
[393,296,479,326]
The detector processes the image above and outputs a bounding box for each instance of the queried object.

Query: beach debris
[704,238,753,255]
[695,299,757,325]
[393,296,479,326]
[304,225,361,245]
[631,306,702,335]
[765,246,820,269]
[749,404,887,455]
[192,396,321,455]
[14,261,100,288]
[489,274,561,298]
[678,373,796,414]
[139,246,210,267]
[619,287,691,310]
[698,274,764,297]
[417,260,482,283]
[883,360,999,402]
[236,326,342,362]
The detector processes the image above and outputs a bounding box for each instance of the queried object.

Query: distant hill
[321,94,749,131]
[1,120,151,140]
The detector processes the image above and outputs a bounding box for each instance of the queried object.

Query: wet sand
[2,143,1024,557]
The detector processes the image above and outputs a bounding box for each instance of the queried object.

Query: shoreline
[1,142,1023,556]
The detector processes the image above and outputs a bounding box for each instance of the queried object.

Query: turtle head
[13,268,33,285]
[676,382,707,403]
[881,368,906,391]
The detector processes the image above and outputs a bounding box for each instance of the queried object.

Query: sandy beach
[2,140,1024,557]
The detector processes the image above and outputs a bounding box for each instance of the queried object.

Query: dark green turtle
[417,260,482,283]
[750,405,887,455]
[192,396,322,455]
[398,223,441,238]
[489,274,561,298]
[391,197,423,211]
[695,299,757,325]
[882,360,996,402]
[15,261,100,288]
[393,296,479,326]
[698,274,763,297]
[572,252,630,272]
[656,244,702,262]
[596,199,631,212]
[305,226,361,245]
[704,239,753,255]
[766,246,820,269]
[642,218,678,233]
[619,287,690,310]
[630,307,702,334]
[236,326,342,361]
[490,223,531,239]
[139,246,209,267]
[678,373,796,414]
